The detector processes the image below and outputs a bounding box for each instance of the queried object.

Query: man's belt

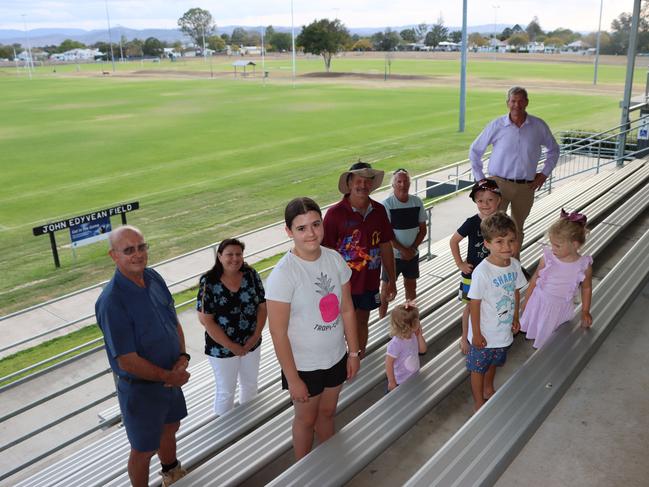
[499,177,533,184]
[119,376,163,385]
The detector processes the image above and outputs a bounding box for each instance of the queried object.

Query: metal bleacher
[265,163,649,487]
[16,159,649,487]
[170,161,649,487]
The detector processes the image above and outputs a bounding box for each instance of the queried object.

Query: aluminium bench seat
[169,164,649,487]
[265,171,649,487]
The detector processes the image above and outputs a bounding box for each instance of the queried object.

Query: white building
[526,41,545,53]
[50,48,103,61]
[437,41,461,52]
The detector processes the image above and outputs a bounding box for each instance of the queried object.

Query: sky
[0,0,629,33]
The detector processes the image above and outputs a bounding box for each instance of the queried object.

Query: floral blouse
[196,267,266,358]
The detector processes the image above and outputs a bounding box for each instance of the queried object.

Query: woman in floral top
[197,238,267,416]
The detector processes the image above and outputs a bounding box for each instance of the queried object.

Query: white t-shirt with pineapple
[266,246,352,371]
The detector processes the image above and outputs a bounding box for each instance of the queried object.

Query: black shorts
[352,289,381,311]
[382,257,420,281]
[281,353,347,397]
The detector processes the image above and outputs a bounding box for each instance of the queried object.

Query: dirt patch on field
[301,71,431,81]
[53,52,640,96]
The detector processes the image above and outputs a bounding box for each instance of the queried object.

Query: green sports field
[0,55,628,313]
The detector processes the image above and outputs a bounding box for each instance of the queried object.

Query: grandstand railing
[4,108,646,336]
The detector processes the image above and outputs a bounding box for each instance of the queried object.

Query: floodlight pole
[291,0,296,87]
[104,0,116,72]
[492,4,500,60]
[118,30,124,62]
[13,47,19,75]
[617,0,642,163]
[202,25,207,62]
[459,0,468,132]
[261,26,266,84]
[593,0,603,85]
[21,14,33,79]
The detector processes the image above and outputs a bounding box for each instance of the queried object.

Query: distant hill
[0,24,513,47]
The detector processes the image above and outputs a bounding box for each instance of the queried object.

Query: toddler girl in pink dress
[385,301,427,391]
[521,209,593,349]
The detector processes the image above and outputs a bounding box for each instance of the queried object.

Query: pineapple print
[315,272,340,323]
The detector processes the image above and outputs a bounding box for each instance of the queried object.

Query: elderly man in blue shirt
[96,225,190,487]
[469,86,559,255]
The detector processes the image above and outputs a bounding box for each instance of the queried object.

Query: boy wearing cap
[449,179,502,354]
[323,161,397,358]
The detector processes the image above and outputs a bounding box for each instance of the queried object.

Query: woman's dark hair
[202,238,251,283]
[284,197,322,228]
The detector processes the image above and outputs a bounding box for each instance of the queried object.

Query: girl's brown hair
[284,197,322,229]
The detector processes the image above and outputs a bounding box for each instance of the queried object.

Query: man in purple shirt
[469,86,559,253]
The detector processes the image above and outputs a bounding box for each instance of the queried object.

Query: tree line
[2,3,649,63]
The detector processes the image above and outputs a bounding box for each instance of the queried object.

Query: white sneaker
[161,462,187,487]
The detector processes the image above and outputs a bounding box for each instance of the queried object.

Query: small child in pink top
[385,301,427,391]
[521,209,593,349]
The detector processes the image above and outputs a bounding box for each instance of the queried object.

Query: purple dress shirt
[469,113,560,181]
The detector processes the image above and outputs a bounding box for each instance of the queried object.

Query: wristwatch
[348,351,361,358]
[179,352,191,362]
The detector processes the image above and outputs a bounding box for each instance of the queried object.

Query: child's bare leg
[483,365,497,400]
[460,305,470,354]
[470,371,486,412]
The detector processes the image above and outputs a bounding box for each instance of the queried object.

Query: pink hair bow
[560,208,587,226]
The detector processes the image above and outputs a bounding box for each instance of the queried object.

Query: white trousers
[208,346,261,416]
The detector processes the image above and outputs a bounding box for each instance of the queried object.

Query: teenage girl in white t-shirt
[266,197,361,460]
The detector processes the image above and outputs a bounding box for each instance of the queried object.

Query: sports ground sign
[32,202,139,267]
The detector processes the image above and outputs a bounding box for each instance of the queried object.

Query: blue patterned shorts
[466,344,509,374]
[458,277,472,303]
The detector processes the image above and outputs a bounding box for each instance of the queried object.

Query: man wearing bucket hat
[469,86,559,253]
[323,161,397,357]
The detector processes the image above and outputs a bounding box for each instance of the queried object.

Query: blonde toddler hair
[389,303,420,339]
[548,217,588,246]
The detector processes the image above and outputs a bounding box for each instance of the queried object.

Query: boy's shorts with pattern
[458,277,472,303]
[466,344,509,374]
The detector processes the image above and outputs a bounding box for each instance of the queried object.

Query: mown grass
[0,59,623,314]
[0,325,102,388]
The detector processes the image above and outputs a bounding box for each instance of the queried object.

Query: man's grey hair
[507,86,528,101]
[109,225,143,250]
[391,168,410,186]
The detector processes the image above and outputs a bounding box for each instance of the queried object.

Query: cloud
[0,0,622,33]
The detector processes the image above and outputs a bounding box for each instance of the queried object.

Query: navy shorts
[465,345,509,374]
[282,353,347,397]
[381,257,420,281]
[117,378,188,452]
[352,289,380,311]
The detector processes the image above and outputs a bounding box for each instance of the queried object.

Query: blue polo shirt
[96,268,181,379]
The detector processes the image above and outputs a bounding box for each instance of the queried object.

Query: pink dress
[520,246,592,349]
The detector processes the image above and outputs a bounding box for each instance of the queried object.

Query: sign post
[32,201,139,268]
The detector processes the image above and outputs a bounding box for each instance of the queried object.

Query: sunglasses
[393,168,409,175]
[118,243,149,255]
